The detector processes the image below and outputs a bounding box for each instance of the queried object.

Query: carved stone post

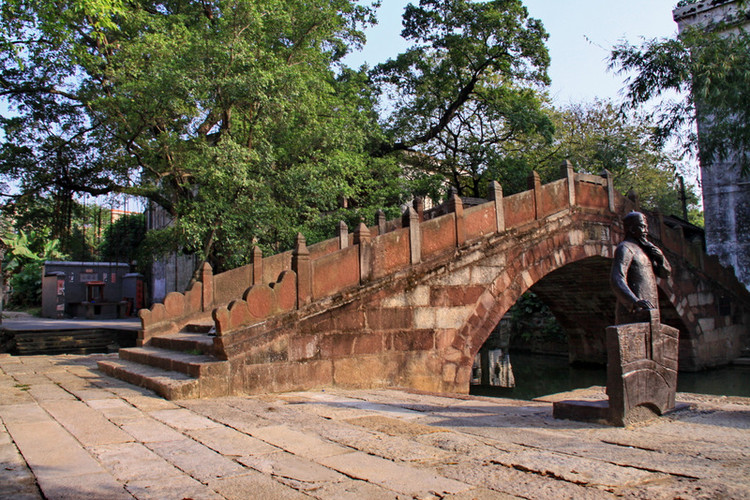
[627,188,640,212]
[560,160,576,207]
[200,262,214,312]
[292,233,311,308]
[251,246,263,285]
[404,206,421,264]
[376,209,386,236]
[488,180,505,233]
[354,222,372,283]
[602,169,615,213]
[528,170,542,220]
[449,193,465,246]
[338,220,349,249]
[413,196,424,222]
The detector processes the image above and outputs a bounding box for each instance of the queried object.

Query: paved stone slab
[180,399,278,432]
[118,416,187,443]
[125,474,222,500]
[317,419,456,464]
[304,392,425,420]
[435,460,616,500]
[3,418,130,500]
[208,471,309,500]
[39,399,134,446]
[85,398,144,424]
[89,442,186,484]
[0,403,51,425]
[186,426,279,457]
[34,470,132,500]
[27,383,77,402]
[319,450,472,496]
[148,407,222,431]
[119,393,180,411]
[146,437,247,482]
[238,450,346,487]
[0,422,41,500]
[248,424,351,460]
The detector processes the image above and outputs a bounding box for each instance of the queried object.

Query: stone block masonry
[113,166,750,399]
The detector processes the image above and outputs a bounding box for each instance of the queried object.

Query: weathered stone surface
[320,450,471,496]
[2,354,750,500]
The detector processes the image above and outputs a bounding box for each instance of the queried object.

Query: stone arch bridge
[100,165,750,399]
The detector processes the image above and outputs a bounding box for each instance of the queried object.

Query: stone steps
[98,322,230,399]
[119,346,227,378]
[97,357,202,399]
[150,332,215,355]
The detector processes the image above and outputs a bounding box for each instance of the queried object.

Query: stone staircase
[97,322,231,399]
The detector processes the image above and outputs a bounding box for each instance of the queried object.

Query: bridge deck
[1,353,748,499]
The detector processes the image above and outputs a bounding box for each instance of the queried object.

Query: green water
[470,352,750,401]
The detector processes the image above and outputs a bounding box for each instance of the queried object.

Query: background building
[673,0,750,290]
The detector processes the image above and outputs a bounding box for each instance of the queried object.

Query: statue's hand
[635,299,654,311]
[642,241,664,265]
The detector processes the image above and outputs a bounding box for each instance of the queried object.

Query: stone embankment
[1,353,749,499]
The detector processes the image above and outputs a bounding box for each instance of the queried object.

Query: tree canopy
[1,0,703,280]
[372,0,553,198]
[610,4,750,177]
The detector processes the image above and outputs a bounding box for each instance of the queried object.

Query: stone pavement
[1,311,141,332]
[1,353,748,500]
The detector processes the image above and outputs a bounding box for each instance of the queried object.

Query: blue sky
[345,0,681,105]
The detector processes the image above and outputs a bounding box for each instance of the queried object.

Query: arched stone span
[100,169,750,399]
[438,213,621,392]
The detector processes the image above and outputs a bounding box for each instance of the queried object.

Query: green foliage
[0,0,704,281]
[526,100,702,222]
[1,230,66,308]
[0,0,406,272]
[610,16,750,177]
[372,0,552,197]
[99,213,146,264]
[509,292,565,343]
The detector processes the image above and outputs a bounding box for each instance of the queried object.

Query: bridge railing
[208,163,622,343]
[146,161,737,349]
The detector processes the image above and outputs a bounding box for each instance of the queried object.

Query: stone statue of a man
[611,212,671,324]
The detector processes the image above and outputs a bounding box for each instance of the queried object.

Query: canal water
[470,352,750,400]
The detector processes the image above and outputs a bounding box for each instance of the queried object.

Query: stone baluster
[413,196,424,222]
[199,262,214,312]
[251,245,263,285]
[354,222,372,283]
[404,206,421,264]
[292,233,311,308]
[561,160,576,207]
[488,180,505,233]
[338,220,349,249]
[528,170,542,220]
[602,169,615,213]
[376,209,386,236]
[449,193,466,246]
[627,188,640,212]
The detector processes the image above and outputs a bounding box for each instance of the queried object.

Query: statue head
[623,211,648,240]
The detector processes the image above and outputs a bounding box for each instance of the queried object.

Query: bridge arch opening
[469,255,692,398]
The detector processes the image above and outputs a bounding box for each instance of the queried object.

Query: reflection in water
[470,352,750,401]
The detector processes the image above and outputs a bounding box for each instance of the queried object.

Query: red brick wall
[312,245,360,300]
[371,228,411,279]
[504,191,535,228]
[539,178,568,217]
[421,215,456,259]
[464,203,496,241]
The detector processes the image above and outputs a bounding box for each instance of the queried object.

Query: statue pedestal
[554,311,679,426]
